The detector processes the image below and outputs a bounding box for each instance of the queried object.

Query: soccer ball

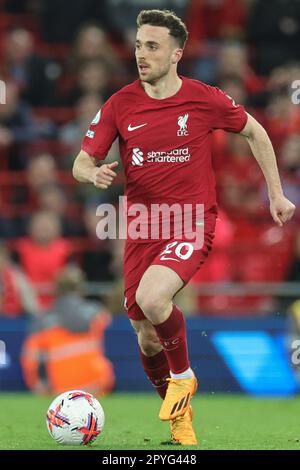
[46,390,105,446]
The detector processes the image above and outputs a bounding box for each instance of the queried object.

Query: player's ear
[171,48,183,64]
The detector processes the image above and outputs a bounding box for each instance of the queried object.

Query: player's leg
[135,265,197,420]
[130,316,196,445]
[130,318,170,399]
[124,242,171,400]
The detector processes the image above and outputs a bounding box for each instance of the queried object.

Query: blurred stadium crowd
[0,0,299,318]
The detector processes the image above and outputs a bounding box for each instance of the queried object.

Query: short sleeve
[81,96,118,160]
[209,86,248,133]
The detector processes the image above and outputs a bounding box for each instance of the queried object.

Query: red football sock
[139,349,170,399]
[153,305,190,374]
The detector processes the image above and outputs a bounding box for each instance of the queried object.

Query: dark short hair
[137,9,188,48]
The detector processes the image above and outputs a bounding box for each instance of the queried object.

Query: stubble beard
[139,63,171,85]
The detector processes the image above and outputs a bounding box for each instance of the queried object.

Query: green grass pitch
[0,393,300,450]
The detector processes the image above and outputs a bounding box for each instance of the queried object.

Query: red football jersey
[82,76,247,242]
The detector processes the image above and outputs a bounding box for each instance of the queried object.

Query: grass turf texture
[0,393,300,450]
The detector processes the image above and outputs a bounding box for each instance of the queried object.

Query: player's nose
[136,52,145,61]
[136,46,146,58]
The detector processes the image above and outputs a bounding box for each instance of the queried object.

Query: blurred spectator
[284,229,300,283]
[187,0,247,45]
[68,22,123,77]
[277,228,300,310]
[279,135,300,220]
[190,209,235,314]
[264,91,300,153]
[14,153,59,208]
[61,60,110,105]
[186,0,247,83]
[59,93,103,166]
[247,0,300,75]
[0,241,39,317]
[231,222,295,313]
[21,265,115,395]
[104,0,188,47]
[217,74,247,106]
[38,0,109,43]
[190,215,295,315]
[105,214,126,314]
[15,211,72,310]
[191,41,264,94]
[2,27,61,106]
[215,133,264,218]
[58,22,126,105]
[216,42,265,96]
[36,184,83,237]
[260,65,300,153]
[0,83,56,170]
[27,153,58,191]
[81,203,115,285]
[267,63,300,95]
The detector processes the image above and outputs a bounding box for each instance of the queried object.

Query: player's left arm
[239,112,296,227]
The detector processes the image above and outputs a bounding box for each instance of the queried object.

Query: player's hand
[92,161,119,189]
[269,194,296,227]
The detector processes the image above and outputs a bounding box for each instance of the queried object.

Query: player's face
[135,25,181,84]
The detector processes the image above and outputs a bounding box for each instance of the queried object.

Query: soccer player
[73,10,295,445]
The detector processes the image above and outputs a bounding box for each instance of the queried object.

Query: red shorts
[124,208,217,321]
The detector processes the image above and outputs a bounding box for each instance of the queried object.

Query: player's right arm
[73,95,119,189]
[72,150,118,189]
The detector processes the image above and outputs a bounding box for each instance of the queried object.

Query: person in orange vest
[21,265,115,396]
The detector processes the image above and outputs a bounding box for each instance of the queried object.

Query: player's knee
[135,289,166,318]
[137,331,161,356]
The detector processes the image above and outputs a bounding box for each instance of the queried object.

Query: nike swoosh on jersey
[160,256,180,262]
[128,123,147,131]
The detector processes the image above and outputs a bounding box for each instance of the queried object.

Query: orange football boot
[159,375,198,421]
[170,406,197,445]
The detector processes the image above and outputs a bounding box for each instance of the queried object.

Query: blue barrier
[0,316,299,396]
